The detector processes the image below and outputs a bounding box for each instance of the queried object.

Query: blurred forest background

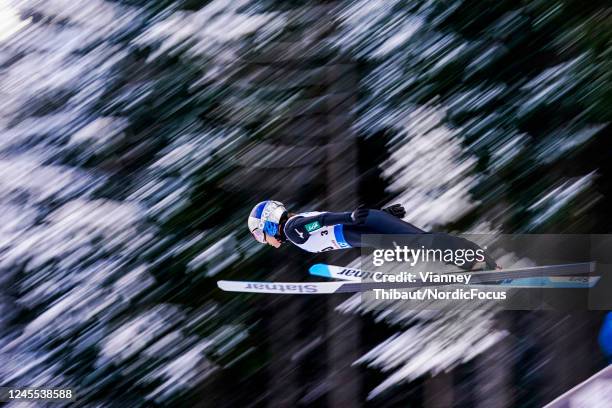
[0,0,610,406]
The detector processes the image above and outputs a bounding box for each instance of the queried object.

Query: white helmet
[248,200,287,243]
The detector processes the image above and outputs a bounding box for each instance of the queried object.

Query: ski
[217,262,596,294]
[308,263,600,288]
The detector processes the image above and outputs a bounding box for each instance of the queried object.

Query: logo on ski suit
[286,212,351,253]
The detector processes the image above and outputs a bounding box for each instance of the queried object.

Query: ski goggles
[251,228,266,244]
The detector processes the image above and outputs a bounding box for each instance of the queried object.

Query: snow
[535,125,606,164]
[0,3,221,398]
[336,0,401,54]
[336,253,538,397]
[69,117,128,147]
[15,0,136,33]
[145,340,217,402]
[527,173,595,229]
[149,130,237,177]
[381,105,479,229]
[372,17,425,57]
[352,307,509,399]
[0,157,96,204]
[544,365,612,407]
[490,133,528,170]
[568,378,612,407]
[448,85,507,114]
[113,266,156,299]
[0,0,30,41]
[187,235,239,276]
[134,0,282,60]
[99,305,182,362]
[517,56,586,117]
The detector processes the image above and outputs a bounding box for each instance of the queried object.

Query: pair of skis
[217,262,598,294]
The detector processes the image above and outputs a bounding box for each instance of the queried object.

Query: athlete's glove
[382,204,405,219]
[351,205,369,225]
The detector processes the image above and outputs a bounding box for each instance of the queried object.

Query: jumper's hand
[351,205,369,225]
[382,204,406,219]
